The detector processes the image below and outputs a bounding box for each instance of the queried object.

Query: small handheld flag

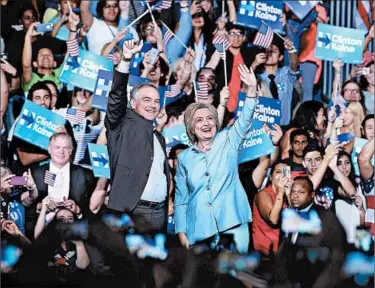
[65,108,86,124]
[44,171,56,187]
[165,84,181,98]
[253,22,274,49]
[152,0,172,12]
[196,82,210,100]
[163,29,174,52]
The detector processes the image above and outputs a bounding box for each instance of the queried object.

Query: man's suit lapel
[69,164,78,200]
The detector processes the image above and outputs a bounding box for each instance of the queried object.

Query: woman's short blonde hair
[184,102,220,144]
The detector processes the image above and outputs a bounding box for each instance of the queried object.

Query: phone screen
[281,166,291,179]
[10,176,27,186]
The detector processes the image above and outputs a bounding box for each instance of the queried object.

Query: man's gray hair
[184,102,220,144]
[130,83,159,100]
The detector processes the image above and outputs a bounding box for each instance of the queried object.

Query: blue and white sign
[88,143,110,179]
[238,118,275,163]
[127,75,150,98]
[59,50,113,92]
[162,124,191,154]
[235,94,281,126]
[92,70,113,112]
[284,1,320,20]
[130,41,153,75]
[315,23,365,64]
[14,100,66,150]
[236,0,283,32]
[352,137,375,176]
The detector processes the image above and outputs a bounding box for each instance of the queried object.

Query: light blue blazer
[174,97,258,245]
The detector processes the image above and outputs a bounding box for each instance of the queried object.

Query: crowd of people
[1,0,374,287]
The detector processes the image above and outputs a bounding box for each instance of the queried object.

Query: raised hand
[156,108,168,126]
[238,64,257,89]
[63,198,80,214]
[327,107,337,124]
[1,58,17,77]
[333,59,344,73]
[123,39,144,59]
[118,0,130,12]
[325,143,339,161]
[26,22,42,38]
[284,38,295,52]
[3,220,21,236]
[264,123,283,146]
[252,52,267,69]
[114,29,126,43]
[22,169,36,191]
[220,86,229,106]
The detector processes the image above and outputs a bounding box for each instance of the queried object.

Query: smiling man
[105,40,170,233]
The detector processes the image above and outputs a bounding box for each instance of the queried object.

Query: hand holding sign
[263,123,282,146]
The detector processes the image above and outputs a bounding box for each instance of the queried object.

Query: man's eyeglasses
[228,31,243,37]
[22,15,36,21]
[104,3,119,9]
[343,89,360,94]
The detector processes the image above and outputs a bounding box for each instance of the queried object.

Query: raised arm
[174,156,190,249]
[358,137,374,181]
[227,64,258,150]
[329,155,356,198]
[332,59,343,101]
[309,144,338,190]
[105,40,143,131]
[22,22,42,84]
[1,68,8,115]
[165,2,192,63]
[34,197,50,239]
[74,240,91,269]
[285,38,299,72]
[80,0,94,29]
[217,86,229,127]
[227,0,237,22]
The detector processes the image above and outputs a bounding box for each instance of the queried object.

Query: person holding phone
[174,64,257,254]
[252,162,291,257]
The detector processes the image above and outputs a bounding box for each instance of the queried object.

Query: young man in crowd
[283,129,309,178]
[255,38,300,126]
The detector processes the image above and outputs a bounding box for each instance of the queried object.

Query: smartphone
[10,176,27,186]
[35,23,54,33]
[281,166,291,179]
[148,48,159,66]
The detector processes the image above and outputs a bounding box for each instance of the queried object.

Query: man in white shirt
[30,133,95,217]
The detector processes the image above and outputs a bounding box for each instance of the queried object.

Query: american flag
[44,171,56,187]
[253,22,274,49]
[214,42,227,60]
[196,82,210,99]
[65,108,85,124]
[163,29,174,52]
[152,0,172,11]
[67,39,80,57]
[213,34,231,51]
[165,84,181,98]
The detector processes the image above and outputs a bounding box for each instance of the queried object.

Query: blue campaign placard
[14,100,66,150]
[236,0,283,32]
[92,70,113,112]
[59,50,113,92]
[315,23,365,64]
[238,118,275,163]
[235,94,281,126]
[88,143,110,179]
[284,1,320,20]
[351,137,375,176]
[162,124,191,155]
[127,75,150,98]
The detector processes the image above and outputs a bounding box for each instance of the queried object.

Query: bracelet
[69,28,78,33]
[288,48,297,54]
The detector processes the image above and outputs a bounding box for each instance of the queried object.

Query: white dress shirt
[48,162,70,202]
[140,134,167,203]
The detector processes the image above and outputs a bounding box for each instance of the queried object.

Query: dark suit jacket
[105,70,170,213]
[31,163,95,208]
[271,204,348,288]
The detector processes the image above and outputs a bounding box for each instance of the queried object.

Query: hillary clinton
[174,65,258,254]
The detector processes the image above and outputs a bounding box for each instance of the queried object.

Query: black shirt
[284,157,307,179]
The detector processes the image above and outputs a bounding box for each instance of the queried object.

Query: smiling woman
[174,64,258,254]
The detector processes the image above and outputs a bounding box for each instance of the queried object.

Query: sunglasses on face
[104,3,118,9]
[192,12,204,19]
[23,15,36,21]
[228,31,243,37]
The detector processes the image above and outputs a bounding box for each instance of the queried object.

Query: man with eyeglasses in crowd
[208,23,261,112]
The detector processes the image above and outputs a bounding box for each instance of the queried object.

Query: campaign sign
[130,41,153,75]
[14,100,66,150]
[238,118,275,163]
[59,50,113,92]
[284,1,320,20]
[235,94,281,126]
[315,23,365,64]
[236,0,283,32]
[162,124,191,155]
[88,143,110,179]
[92,70,113,112]
[352,137,375,176]
[127,75,150,99]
